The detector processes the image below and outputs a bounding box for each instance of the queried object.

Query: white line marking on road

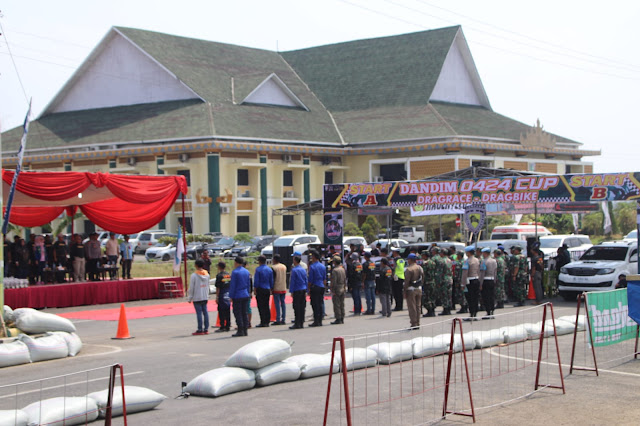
[78,344,123,357]
[0,371,144,399]
[487,347,640,377]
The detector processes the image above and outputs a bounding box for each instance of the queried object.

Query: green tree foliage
[487,215,514,233]
[615,202,636,235]
[53,212,84,236]
[540,214,574,234]
[582,211,604,236]
[234,233,253,243]
[266,228,277,235]
[361,215,381,243]
[343,222,363,236]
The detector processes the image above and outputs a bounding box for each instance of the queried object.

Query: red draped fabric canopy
[2,170,188,234]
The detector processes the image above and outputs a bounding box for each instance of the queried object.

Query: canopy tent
[2,170,188,234]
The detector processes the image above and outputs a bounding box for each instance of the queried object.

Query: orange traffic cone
[270,298,276,322]
[216,312,220,327]
[527,277,536,300]
[112,304,133,339]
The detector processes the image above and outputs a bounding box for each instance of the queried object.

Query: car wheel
[162,254,170,261]
[560,291,578,302]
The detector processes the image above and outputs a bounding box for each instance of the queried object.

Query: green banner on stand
[586,289,637,347]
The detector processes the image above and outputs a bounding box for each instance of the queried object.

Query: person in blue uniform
[254,255,274,327]
[308,250,327,327]
[289,252,308,329]
[230,256,251,337]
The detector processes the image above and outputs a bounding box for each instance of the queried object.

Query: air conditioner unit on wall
[127,157,137,166]
[220,206,230,214]
[373,176,384,182]
[282,154,292,163]
[179,153,190,162]
[321,156,331,165]
[284,190,295,198]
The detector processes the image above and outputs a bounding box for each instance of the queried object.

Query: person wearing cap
[452,250,468,314]
[289,253,308,329]
[511,245,529,306]
[404,253,424,329]
[271,254,287,325]
[530,243,545,304]
[308,250,326,327]
[461,246,481,319]
[421,250,436,317]
[230,256,251,337]
[479,247,497,318]
[362,252,377,315]
[347,252,363,315]
[330,256,347,324]
[391,248,405,311]
[439,248,454,316]
[494,249,507,309]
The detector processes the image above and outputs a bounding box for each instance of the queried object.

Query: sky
[1,0,639,173]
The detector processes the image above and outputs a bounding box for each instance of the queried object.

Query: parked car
[186,242,212,260]
[369,238,409,250]
[624,229,638,242]
[135,231,175,254]
[401,241,465,256]
[83,231,110,244]
[539,234,592,263]
[262,234,321,258]
[208,236,237,256]
[253,235,279,252]
[398,225,426,243]
[145,243,176,262]
[558,241,638,301]
[490,223,552,240]
[226,241,259,257]
[343,236,368,252]
[475,239,521,253]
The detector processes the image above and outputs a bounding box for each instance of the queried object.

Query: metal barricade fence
[0,364,126,426]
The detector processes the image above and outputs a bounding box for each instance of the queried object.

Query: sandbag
[433,334,455,352]
[13,308,76,334]
[0,409,28,426]
[184,367,255,397]
[476,329,505,348]
[523,322,543,339]
[452,333,475,352]
[367,341,413,364]
[558,315,586,332]
[546,319,575,336]
[87,385,167,418]
[500,325,529,344]
[254,361,301,386]
[3,305,14,324]
[285,354,339,379]
[224,339,292,369]
[22,397,98,426]
[0,340,31,368]
[47,332,82,357]
[328,348,377,371]
[19,334,68,362]
[412,336,448,358]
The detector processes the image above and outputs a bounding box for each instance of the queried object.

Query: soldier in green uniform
[453,250,468,313]
[438,248,453,316]
[507,246,518,300]
[494,248,507,309]
[511,245,529,306]
[421,250,436,317]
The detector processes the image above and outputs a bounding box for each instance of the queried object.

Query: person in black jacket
[214,261,232,332]
[377,257,393,317]
[346,253,363,315]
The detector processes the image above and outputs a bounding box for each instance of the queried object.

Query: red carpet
[59,296,298,321]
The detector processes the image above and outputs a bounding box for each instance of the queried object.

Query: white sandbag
[0,340,31,368]
[254,361,301,386]
[19,334,68,362]
[367,341,413,364]
[47,332,82,357]
[452,333,475,352]
[0,409,28,426]
[184,367,255,397]
[22,397,98,426]
[285,354,339,379]
[13,308,76,334]
[412,337,447,358]
[477,329,505,348]
[558,315,586,332]
[87,385,167,418]
[500,325,529,344]
[224,339,292,369]
[3,305,14,324]
[546,319,575,336]
[523,322,543,339]
[328,348,377,371]
[433,333,455,352]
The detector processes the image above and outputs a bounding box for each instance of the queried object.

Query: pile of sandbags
[12,308,76,334]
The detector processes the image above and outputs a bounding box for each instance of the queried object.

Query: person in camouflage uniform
[452,250,468,313]
[506,246,518,300]
[438,249,453,315]
[511,245,529,306]
[493,249,507,309]
[421,250,436,317]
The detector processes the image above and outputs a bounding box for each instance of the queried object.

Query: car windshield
[128,234,138,239]
[274,237,296,247]
[152,243,168,248]
[217,237,234,245]
[399,227,412,233]
[492,234,517,240]
[580,246,628,261]
[626,230,638,239]
[540,238,564,249]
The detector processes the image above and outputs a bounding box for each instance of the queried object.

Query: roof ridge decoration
[520,119,556,149]
[241,73,309,111]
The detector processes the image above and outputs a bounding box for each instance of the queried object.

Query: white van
[490,223,552,241]
[398,225,425,243]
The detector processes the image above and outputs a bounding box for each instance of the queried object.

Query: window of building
[178,217,193,233]
[177,169,191,186]
[379,163,406,181]
[283,216,294,231]
[237,216,250,233]
[283,170,293,186]
[325,171,334,185]
[237,169,249,186]
[471,160,492,168]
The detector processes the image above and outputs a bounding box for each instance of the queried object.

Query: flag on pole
[2,100,32,235]
[174,225,184,273]
[602,202,612,235]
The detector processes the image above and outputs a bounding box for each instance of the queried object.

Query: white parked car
[558,241,638,301]
[539,235,592,262]
[369,238,409,250]
[135,231,175,254]
[262,234,321,257]
[624,229,638,242]
[145,243,176,262]
[343,236,368,251]
[490,223,552,240]
[398,225,425,243]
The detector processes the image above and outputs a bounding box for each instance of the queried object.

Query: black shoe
[243,328,248,336]
[289,324,303,329]
[271,321,279,326]
[214,328,226,333]
[309,322,321,327]
[393,308,402,312]
[456,307,469,314]
[232,330,244,337]
[331,320,342,325]
[496,302,504,309]
[387,313,391,317]
[516,302,525,307]
[256,323,269,328]
[438,309,451,316]
[426,310,436,317]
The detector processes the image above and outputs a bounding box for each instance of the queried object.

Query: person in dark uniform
[530,243,545,304]
[308,250,327,327]
[53,234,69,283]
[70,234,86,282]
[230,256,251,337]
[346,252,363,315]
[289,253,308,329]
[214,261,232,332]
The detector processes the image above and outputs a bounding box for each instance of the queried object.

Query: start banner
[323,172,640,209]
[586,289,637,347]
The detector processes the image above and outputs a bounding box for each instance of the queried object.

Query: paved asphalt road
[2,295,640,425]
